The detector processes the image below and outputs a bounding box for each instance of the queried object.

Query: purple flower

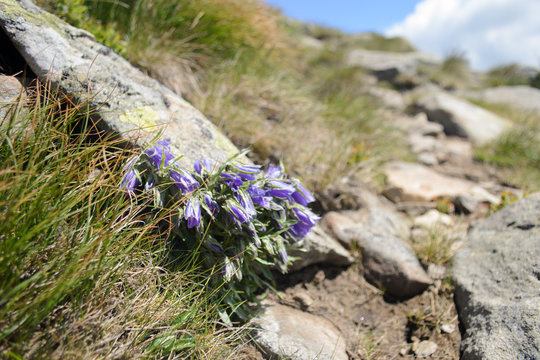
[265,164,282,179]
[223,257,234,282]
[145,139,174,169]
[219,173,244,190]
[170,168,199,193]
[287,207,319,239]
[205,238,223,253]
[204,194,219,217]
[224,200,250,228]
[247,185,271,208]
[278,247,289,264]
[287,222,312,239]
[291,182,315,206]
[292,207,319,227]
[235,190,257,217]
[144,176,155,191]
[194,158,212,174]
[265,180,296,199]
[232,164,260,181]
[121,168,139,194]
[184,199,201,228]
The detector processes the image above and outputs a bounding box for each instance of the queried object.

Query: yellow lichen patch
[119,105,159,129]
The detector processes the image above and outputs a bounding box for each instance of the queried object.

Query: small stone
[252,304,348,360]
[414,340,438,358]
[453,194,479,214]
[441,323,455,334]
[414,209,454,228]
[418,152,438,166]
[399,347,409,356]
[293,292,314,309]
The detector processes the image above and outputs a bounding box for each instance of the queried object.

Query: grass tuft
[470,100,540,191]
[0,79,243,358]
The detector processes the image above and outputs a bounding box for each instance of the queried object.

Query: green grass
[344,32,415,53]
[484,63,539,88]
[412,226,463,266]
[469,99,540,191]
[0,81,243,359]
[36,0,410,192]
[417,51,474,89]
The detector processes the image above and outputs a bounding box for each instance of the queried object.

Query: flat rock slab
[323,212,431,298]
[462,85,540,114]
[453,192,540,360]
[416,92,511,145]
[383,161,498,204]
[345,48,440,80]
[0,1,239,168]
[288,225,354,272]
[252,303,348,360]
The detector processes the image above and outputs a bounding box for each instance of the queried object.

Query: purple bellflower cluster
[121,139,319,319]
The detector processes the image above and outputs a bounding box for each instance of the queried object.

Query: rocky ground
[241,35,540,360]
[2,2,539,359]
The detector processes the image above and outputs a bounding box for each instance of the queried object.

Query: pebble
[441,323,455,334]
[414,340,438,358]
[293,292,314,309]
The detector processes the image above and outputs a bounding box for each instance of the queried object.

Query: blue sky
[264,0,540,71]
[265,0,421,33]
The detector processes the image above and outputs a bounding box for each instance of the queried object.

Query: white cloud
[386,0,540,71]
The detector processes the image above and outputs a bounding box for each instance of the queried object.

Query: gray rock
[359,231,432,297]
[323,213,431,297]
[407,133,437,154]
[441,323,455,334]
[453,194,479,214]
[413,209,453,228]
[366,86,405,109]
[416,92,512,145]
[413,340,438,358]
[453,193,540,360]
[251,303,348,360]
[396,201,436,216]
[462,85,540,114]
[417,152,438,166]
[288,225,354,272]
[396,112,445,137]
[322,206,410,247]
[383,161,498,204]
[317,177,384,212]
[0,1,240,168]
[345,48,440,81]
[0,74,25,122]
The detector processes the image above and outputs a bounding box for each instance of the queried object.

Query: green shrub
[485,63,536,87]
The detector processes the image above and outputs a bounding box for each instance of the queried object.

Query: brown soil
[240,262,461,360]
[273,264,460,359]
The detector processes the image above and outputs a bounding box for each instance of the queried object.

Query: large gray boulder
[462,85,540,114]
[416,92,512,145]
[0,0,239,168]
[453,193,540,360]
[251,303,348,360]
